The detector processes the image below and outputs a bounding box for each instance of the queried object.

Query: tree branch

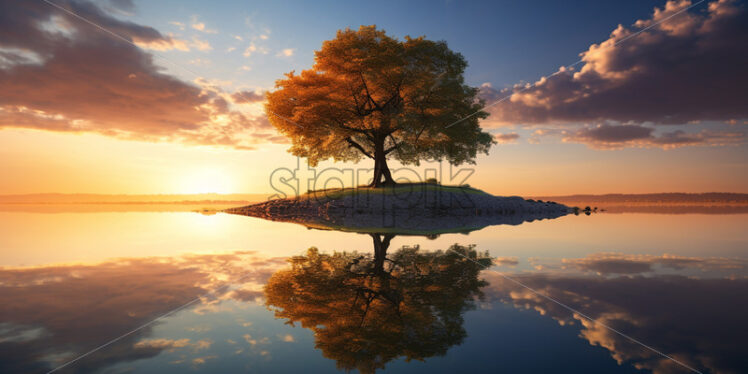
[359,72,382,111]
[346,138,374,159]
[385,134,400,155]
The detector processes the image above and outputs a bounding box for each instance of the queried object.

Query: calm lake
[1,207,746,373]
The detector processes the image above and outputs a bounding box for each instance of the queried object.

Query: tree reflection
[264,234,492,373]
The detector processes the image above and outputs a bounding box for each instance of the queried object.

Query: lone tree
[266,25,494,187]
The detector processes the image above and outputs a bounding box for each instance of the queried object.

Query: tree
[264,235,492,373]
[266,25,494,187]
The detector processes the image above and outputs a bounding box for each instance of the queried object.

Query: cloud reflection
[1,245,746,373]
[0,251,285,373]
[486,253,748,373]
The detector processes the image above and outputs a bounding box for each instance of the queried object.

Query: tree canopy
[266,25,494,187]
[264,235,492,373]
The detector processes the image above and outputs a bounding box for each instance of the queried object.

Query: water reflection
[487,255,748,374]
[0,220,746,373]
[0,252,287,373]
[264,234,492,374]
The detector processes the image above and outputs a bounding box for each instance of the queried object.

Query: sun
[177,168,236,194]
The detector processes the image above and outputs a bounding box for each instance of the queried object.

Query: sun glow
[177,168,235,194]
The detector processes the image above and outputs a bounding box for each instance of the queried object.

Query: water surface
[0,207,745,373]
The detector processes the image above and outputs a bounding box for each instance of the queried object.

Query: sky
[0,0,746,196]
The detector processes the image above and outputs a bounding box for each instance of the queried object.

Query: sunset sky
[1,0,746,196]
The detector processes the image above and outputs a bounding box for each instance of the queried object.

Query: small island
[226,183,571,235]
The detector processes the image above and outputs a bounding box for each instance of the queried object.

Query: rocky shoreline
[225,186,573,235]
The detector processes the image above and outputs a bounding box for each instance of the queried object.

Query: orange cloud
[494,132,519,144]
[0,0,280,150]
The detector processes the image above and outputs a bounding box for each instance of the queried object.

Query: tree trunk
[369,137,396,188]
[371,233,394,275]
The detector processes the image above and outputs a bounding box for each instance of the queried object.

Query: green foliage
[266,25,494,176]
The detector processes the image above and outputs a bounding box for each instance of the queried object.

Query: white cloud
[190,16,217,34]
[279,334,295,342]
[169,21,185,31]
[277,48,294,57]
[191,37,212,52]
[243,43,268,57]
[243,43,256,57]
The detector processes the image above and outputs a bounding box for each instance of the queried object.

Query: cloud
[559,123,745,149]
[560,252,747,275]
[571,124,652,143]
[190,37,212,51]
[193,339,213,351]
[241,333,269,346]
[103,0,135,16]
[481,0,748,127]
[243,42,268,57]
[169,21,185,31]
[277,48,294,57]
[279,334,295,342]
[190,16,217,34]
[493,256,519,267]
[494,132,519,144]
[243,43,256,57]
[191,355,217,365]
[232,90,265,104]
[134,338,191,350]
[188,58,211,66]
[0,0,280,150]
[134,33,190,51]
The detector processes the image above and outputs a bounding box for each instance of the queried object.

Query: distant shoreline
[1,192,746,214]
[531,192,748,204]
[530,193,748,214]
